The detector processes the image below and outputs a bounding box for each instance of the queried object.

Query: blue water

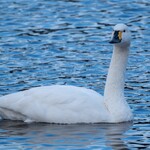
[0,0,150,149]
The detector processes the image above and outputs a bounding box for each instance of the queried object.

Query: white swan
[0,24,133,123]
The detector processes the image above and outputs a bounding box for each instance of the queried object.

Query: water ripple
[0,0,150,149]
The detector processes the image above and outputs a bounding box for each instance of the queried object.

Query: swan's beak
[109,31,122,44]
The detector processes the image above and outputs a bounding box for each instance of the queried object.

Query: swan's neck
[104,44,131,121]
[104,45,129,100]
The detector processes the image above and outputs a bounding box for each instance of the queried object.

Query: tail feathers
[0,107,26,121]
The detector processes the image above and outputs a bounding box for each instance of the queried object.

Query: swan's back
[0,85,109,123]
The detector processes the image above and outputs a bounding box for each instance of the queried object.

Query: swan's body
[0,85,109,123]
[0,24,133,123]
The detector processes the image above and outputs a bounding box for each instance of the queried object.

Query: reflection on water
[0,121,132,149]
[0,0,150,149]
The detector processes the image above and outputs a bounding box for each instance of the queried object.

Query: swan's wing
[0,85,108,123]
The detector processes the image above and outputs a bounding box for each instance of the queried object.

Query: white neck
[104,44,131,121]
[104,45,129,100]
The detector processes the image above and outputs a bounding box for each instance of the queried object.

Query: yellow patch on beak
[118,31,122,40]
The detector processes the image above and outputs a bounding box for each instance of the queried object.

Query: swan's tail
[0,107,26,121]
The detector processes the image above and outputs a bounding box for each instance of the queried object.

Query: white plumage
[0,24,133,123]
[0,85,109,123]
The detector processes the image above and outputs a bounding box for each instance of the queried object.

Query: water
[0,0,149,149]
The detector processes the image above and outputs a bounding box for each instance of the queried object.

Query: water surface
[0,0,150,149]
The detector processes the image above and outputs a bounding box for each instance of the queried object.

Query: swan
[0,24,133,124]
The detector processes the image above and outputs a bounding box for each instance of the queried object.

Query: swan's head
[109,24,131,47]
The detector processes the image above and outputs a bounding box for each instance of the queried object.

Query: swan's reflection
[0,121,132,149]
[104,122,132,149]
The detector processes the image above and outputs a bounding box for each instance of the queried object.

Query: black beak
[109,31,122,44]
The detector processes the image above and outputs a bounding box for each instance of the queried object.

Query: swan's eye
[123,30,126,32]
